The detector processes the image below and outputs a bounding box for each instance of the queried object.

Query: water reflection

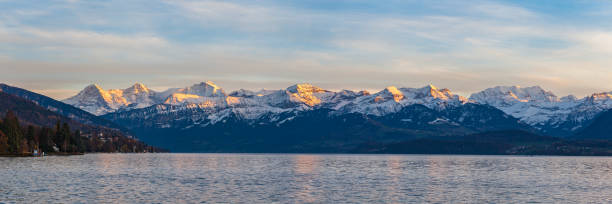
[292,155,320,203]
[424,156,448,203]
[386,155,402,204]
[3,154,612,203]
[93,154,119,202]
[294,155,319,174]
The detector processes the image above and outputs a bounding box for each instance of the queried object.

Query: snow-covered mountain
[469,86,612,136]
[64,81,612,137]
[71,81,531,152]
[103,82,527,140]
[62,83,159,115]
[162,81,226,105]
[65,82,469,118]
[337,85,467,116]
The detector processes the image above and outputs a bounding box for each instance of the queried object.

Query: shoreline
[5,152,612,157]
[0,152,84,157]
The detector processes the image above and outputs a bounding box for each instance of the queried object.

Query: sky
[1,0,612,99]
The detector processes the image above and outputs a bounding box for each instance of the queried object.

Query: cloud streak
[1,0,612,99]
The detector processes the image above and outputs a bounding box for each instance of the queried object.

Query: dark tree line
[0,111,163,155]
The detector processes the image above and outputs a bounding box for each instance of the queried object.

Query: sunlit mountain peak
[124,82,150,94]
[287,83,328,94]
[84,83,103,91]
[181,81,225,97]
[285,83,330,106]
[382,86,404,102]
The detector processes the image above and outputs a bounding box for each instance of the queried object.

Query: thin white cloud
[3,0,612,99]
[471,3,537,19]
[0,22,172,63]
[572,31,612,54]
[165,0,281,32]
[1,26,167,48]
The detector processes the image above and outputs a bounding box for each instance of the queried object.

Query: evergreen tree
[25,125,36,151]
[61,123,71,152]
[2,111,23,153]
[39,127,54,152]
[19,138,29,153]
[73,130,85,152]
[53,121,61,150]
[0,130,8,153]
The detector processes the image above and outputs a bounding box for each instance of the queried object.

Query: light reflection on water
[2,154,612,203]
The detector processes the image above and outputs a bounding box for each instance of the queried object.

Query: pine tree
[61,123,71,152]
[73,130,85,153]
[53,121,61,150]
[0,130,8,153]
[2,111,23,153]
[25,125,36,152]
[39,127,54,152]
[19,138,29,153]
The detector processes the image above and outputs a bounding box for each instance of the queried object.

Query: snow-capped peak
[78,84,111,101]
[84,83,103,91]
[468,85,607,134]
[583,92,612,108]
[470,85,558,106]
[63,83,159,115]
[411,84,460,101]
[162,81,228,105]
[63,84,115,115]
[380,86,404,102]
[284,83,332,107]
[124,82,150,94]
[333,84,467,116]
[287,83,328,94]
[229,89,257,97]
[586,92,612,101]
[180,81,226,97]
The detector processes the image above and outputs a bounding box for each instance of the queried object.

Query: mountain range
[53,81,612,152]
[2,81,612,153]
[65,82,612,132]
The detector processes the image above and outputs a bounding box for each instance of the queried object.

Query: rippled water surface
[2,154,612,203]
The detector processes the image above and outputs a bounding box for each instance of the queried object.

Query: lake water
[2,154,612,203]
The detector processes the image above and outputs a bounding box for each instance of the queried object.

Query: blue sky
[1,0,612,99]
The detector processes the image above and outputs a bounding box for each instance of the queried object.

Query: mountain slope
[0,92,75,128]
[0,91,163,153]
[0,83,123,130]
[104,102,529,152]
[574,109,612,139]
[470,85,612,136]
